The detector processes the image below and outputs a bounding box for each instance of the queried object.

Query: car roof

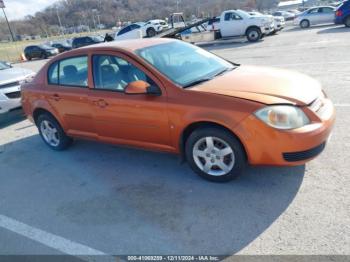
[308,5,334,9]
[79,38,176,52]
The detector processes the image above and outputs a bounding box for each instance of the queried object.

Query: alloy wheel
[248,30,259,41]
[40,120,60,147]
[192,136,235,176]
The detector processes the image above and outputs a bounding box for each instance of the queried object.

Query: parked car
[287,9,301,15]
[21,39,335,182]
[294,6,336,28]
[249,12,285,34]
[0,61,35,114]
[335,0,350,27]
[272,11,296,21]
[72,36,103,49]
[147,19,169,30]
[219,10,273,42]
[24,45,59,60]
[51,42,72,53]
[115,22,162,40]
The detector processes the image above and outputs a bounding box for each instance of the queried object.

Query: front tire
[300,19,310,28]
[246,27,262,42]
[185,127,246,182]
[37,113,72,151]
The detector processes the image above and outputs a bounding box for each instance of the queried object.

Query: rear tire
[300,19,310,28]
[345,16,350,27]
[185,127,246,182]
[246,27,262,42]
[37,113,72,151]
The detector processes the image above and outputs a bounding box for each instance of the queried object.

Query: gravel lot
[0,24,349,258]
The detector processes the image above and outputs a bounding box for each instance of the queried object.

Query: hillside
[0,0,278,40]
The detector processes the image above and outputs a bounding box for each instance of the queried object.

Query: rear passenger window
[47,56,88,87]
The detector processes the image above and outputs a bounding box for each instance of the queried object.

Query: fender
[31,99,68,130]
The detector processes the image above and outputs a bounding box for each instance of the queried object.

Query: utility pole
[97,14,101,27]
[56,6,64,35]
[176,0,180,12]
[0,0,15,41]
[92,11,96,30]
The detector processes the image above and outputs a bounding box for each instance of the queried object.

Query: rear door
[46,55,95,138]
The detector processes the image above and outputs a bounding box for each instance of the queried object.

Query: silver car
[0,61,35,114]
[294,6,336,28]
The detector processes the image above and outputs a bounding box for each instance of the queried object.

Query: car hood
[190,65,323,105]
[0,67,34,84]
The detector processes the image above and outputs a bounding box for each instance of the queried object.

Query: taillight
[336,10,343,17]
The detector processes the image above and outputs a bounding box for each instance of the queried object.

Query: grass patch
[0,30,111,63]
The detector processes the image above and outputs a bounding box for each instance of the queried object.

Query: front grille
[5,91,21,99]
[0,81,20,89]
[283,142,326,162]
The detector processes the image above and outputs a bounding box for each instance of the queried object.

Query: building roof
[278,0,307,7]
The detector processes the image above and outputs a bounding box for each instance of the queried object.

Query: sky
[1,0,55,21]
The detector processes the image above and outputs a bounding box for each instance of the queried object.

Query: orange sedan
[21,38,335,182]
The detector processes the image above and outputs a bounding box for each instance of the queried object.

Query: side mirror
[124,80,161,96]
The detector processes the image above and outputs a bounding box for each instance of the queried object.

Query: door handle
[93,99,109,108]
[51,94,61,101]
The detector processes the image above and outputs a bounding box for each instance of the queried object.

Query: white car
[0,61,35,114]
[272,11,296,21]
[115,22,162,40]
[147,19,169,30]
[249,12,285,33]
[294,6,336,28]
[219,9,273,42]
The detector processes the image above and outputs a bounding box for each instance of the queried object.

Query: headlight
[254,105,310,130]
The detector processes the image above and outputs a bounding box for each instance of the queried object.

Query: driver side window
[92,55,156,92]
[308,8,318,14]
[224,12,242,21]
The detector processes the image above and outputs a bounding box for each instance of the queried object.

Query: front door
[221,12,245,37]
[318,7,335,24]
[88,53,172,150]
[46,55,95,138]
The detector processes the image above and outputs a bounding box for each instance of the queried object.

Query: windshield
[39,45,52,49]
[136,41,234,87]
[0,61,11,70]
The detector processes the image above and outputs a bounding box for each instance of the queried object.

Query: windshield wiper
[183,77,213,88]
[212,67,235,78]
